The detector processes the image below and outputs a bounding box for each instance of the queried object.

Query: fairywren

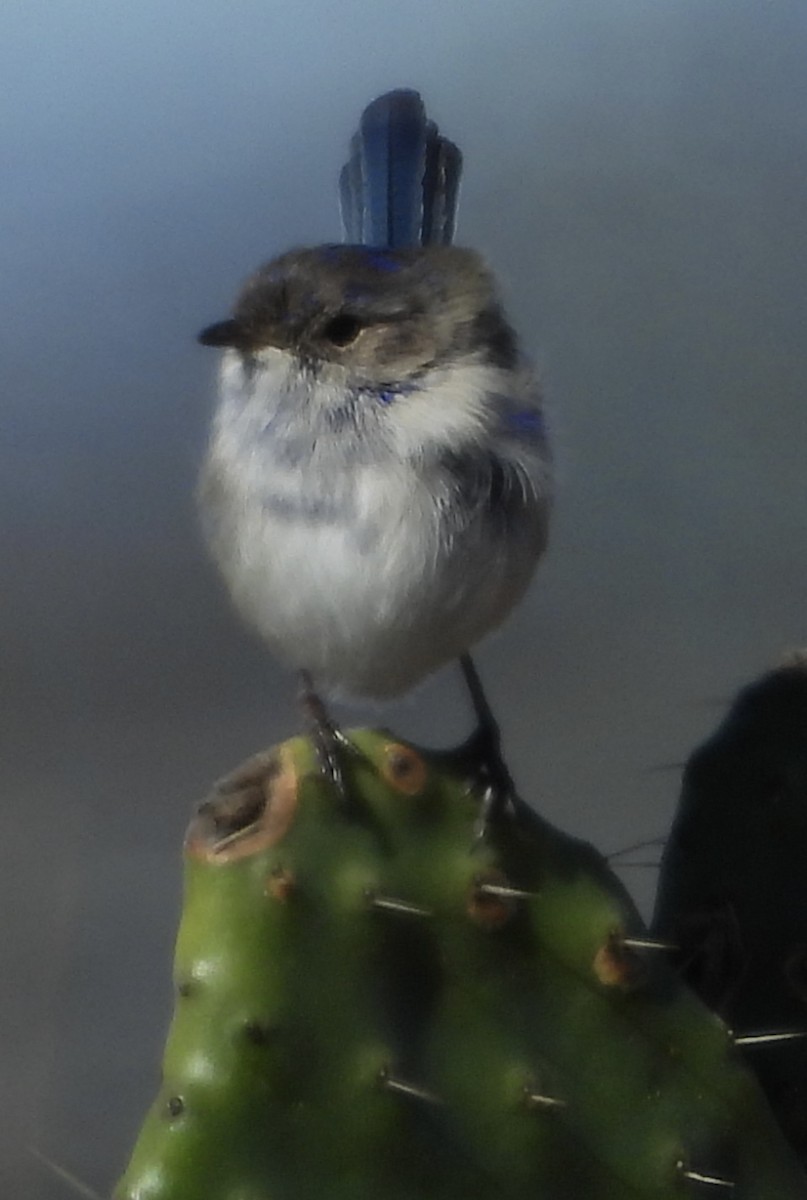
[198,91,552,708]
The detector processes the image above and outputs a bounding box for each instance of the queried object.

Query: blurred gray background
[3,0,806,1194]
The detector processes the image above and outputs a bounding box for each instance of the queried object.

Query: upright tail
[339,89,462,250]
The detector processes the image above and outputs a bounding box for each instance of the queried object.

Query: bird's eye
[321,313,364,347]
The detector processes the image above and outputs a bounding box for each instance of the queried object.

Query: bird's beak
[197,319,242,348]
[197,319,290,351]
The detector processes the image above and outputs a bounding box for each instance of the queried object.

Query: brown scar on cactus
[187,744,300,861]
[592,930,648,990]
[467,869,528,929]
[380,741,429,794]
[265,865,296,902]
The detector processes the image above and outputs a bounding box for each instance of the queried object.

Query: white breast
[200,349,551,699]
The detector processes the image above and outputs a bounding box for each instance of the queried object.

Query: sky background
[3,0,807,1195]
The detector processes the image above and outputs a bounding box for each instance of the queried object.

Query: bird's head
[198,244,517,389]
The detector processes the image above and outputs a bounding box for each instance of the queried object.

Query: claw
[458,655,520,835]
[295,672,374,807]
[297,671,349,802]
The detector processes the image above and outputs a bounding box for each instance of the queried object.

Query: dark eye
[321,313,364,347]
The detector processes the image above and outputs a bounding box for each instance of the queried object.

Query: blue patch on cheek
[505,410,546,437]
[489,394,546,439]
[357,381,418,406]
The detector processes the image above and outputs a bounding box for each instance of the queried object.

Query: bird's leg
[297,670,353,802]
[457,654,520,835]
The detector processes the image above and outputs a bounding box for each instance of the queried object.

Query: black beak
[197,319,242,348]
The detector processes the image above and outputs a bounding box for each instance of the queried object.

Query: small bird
[198,91,553,810]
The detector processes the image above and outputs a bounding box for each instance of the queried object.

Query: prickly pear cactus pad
[116,730,807,1200]
[653,657,807,1167]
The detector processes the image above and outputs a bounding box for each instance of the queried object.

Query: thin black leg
[458,654,519,834]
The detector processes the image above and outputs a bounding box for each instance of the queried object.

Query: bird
[197,90,553,819]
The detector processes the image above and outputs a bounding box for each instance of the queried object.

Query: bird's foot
[297,671,356,803]
[461,718,520,839]
[457,654,522,838]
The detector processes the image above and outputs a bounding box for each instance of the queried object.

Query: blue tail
[339,89,462,249]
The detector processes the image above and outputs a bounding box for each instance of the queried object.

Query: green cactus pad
[116,730,807,1199]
